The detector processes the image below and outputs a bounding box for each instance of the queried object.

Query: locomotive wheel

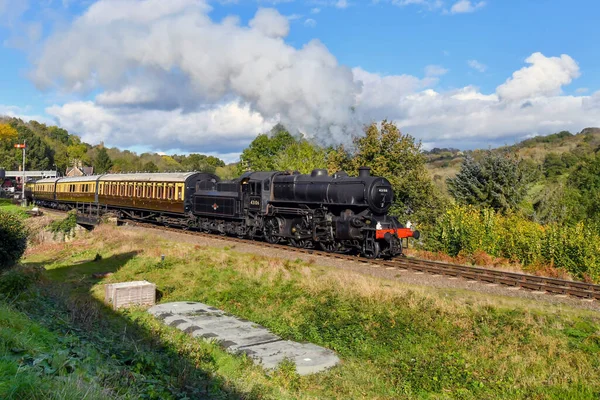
[363,241,380,259]
[319,241,340,253]
[264,218,281,244]
[289,238,308,248]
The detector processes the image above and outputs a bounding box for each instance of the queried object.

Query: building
[66,164,94,177]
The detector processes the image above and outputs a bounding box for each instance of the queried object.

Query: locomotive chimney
[358,167,371,178]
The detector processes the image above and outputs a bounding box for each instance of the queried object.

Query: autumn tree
[0,123,17,141]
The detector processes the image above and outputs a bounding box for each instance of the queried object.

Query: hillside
[426,127,600,193]
[0,117,237,178]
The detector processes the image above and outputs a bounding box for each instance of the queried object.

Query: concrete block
[105,280,156,310]
[148,301,340,375]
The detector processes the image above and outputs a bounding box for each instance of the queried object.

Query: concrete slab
[148,301,340,375]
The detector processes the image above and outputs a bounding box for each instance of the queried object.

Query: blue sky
[0,0,599,160]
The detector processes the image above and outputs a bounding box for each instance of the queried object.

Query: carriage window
[120,184,125,196]
[136,184,143,197]
[157,186,164,199]
[177,186,183,200]
[167,186,174,200]
[128,184,133,197]
[263,179,270,191]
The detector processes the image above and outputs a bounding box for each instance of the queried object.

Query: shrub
[425,205,600,281]
[0,210,28,271]
[0,266,42,296]
[49,210,78,238]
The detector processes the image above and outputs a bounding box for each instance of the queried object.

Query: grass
[15,224,600,399]
[0,198,30,219]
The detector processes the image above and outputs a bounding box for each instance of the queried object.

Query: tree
[142,161,158,172]
[238,125,296,173]
[349,120,444,223]
[0,124,17,141]
[95,147,113,173]
[274,140,327,173]
[543,152,565,178]
[0,211,27,271]
[448,151,527,213]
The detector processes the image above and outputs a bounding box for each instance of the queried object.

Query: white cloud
[450,0,485,14]
[424,65,448,77]
[496,52,580,101]
[46,100,274,154]
[27,0,600,157]
[33,0,360,147]
[310,7,321,13]
[304,18,317,27]
[0,104,53,125]
[391,0,444,10]
[576,87,589,94]
[467,59,487,72]
[335,0,348,8]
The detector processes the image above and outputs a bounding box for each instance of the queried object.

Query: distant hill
[426,127,600,193]
[0,117,237,178]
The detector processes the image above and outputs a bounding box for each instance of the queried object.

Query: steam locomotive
[30,167,419,258]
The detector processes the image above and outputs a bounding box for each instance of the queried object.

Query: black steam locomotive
[192,167,417,258]
[31,167,418,258]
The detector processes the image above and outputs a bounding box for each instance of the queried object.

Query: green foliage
[273,140,327,173]
[0,211,27,271]
[142,161,158,172]
[0,266,41,297]
[173,153,225,173]
[48,211,77,238]
[426,204,600,281]
[448,151,528,213]
[93,147,113,173]
[238,125,296,173]
[543,152,567,178]
[338,120,445,223]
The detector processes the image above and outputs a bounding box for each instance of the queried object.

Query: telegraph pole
[14,141,26,206]
[22,139,26,206]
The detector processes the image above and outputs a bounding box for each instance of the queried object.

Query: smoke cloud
[32,0,360,144]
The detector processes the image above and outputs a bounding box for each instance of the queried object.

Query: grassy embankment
[0,218,598,399]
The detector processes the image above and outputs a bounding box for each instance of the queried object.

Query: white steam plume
[32,0,361,143]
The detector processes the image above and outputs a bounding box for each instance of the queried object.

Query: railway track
[114,218,600,302]
[37,208,600,301]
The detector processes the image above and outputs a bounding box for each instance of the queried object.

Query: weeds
[12,224,600,399]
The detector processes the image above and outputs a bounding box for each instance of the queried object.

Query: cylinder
[358,167,371,178]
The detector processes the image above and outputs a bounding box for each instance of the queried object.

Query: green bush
[0,266,42,297]
[49,210,77,238]
[0,211,27,271]
[426,205,600,281]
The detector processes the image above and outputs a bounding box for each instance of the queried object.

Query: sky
[0,0,599,163]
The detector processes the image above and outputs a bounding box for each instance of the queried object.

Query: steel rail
[37,207,600,301]
[116,219,600,301]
